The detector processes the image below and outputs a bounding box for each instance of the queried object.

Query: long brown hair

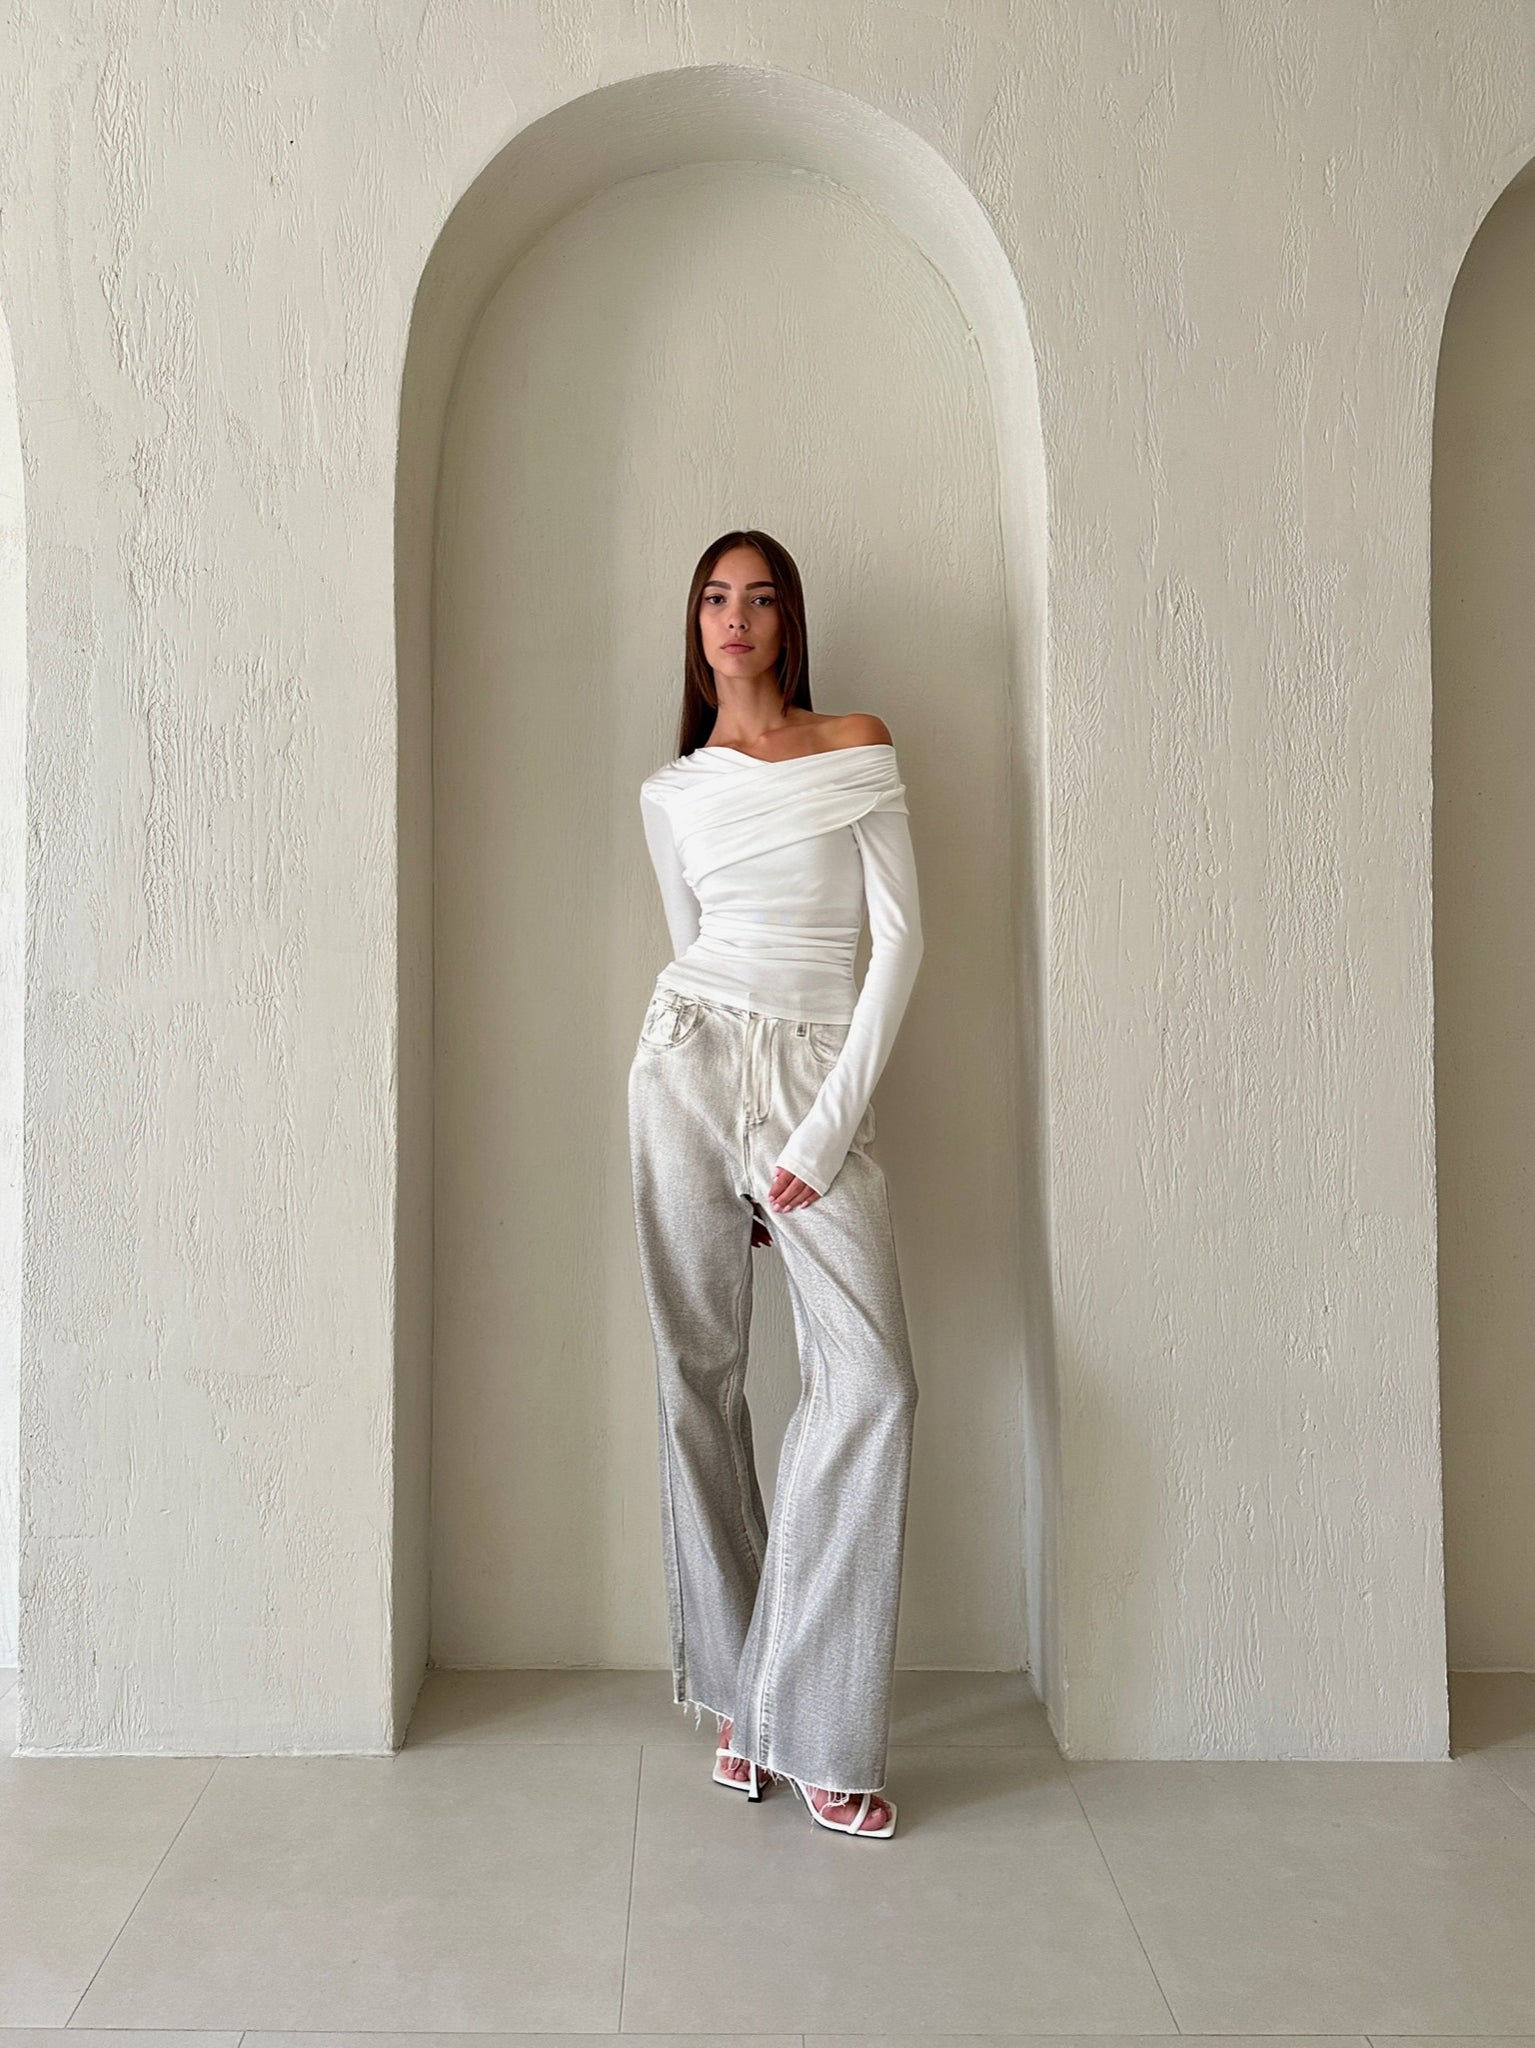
[676,530,813,758]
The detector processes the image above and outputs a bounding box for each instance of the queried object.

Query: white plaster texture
[0,1,1528,1757]
[0,304,21,1670]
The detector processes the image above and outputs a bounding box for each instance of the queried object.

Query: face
[698,545,783,685]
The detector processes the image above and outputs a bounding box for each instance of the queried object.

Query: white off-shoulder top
[638,740,923,1196]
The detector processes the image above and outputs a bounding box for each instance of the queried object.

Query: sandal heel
[712,1727,774,1799]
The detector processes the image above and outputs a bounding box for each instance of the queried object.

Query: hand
[766,1164,822,1214]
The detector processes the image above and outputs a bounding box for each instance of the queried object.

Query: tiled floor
[1,1664,1533,2039]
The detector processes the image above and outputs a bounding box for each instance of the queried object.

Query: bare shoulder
[831,711,894,750]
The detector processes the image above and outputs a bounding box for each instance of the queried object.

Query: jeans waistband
[652,979,851,1031]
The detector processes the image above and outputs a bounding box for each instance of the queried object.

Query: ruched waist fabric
[654,908,862,1022]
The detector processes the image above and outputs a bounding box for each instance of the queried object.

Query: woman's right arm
[640,788,701,959]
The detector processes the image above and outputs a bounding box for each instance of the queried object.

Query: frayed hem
[673,1689,886,1799]
[674,1692,732,1737]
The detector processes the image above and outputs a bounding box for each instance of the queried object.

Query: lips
[723,642,753,650]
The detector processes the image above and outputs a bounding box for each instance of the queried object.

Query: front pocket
[639,992,702,1051]
[806,1021,850,1067]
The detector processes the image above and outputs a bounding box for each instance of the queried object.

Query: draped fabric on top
[644,743,910,889]
[636,741,924,1198]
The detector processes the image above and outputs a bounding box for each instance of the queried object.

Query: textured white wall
[1432,166,1535,1674]
[0,305,21,1670]
[429,158,1026,1674]
[0,2,1529,1758]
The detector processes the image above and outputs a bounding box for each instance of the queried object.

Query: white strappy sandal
[712,1718,778,1799]
[713,1742,772,1798]
[786,1774,898,1837]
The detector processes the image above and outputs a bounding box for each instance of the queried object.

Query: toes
[814,1788,891,1830]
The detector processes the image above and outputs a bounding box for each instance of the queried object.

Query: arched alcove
[1432,147,1535,1745]
[392,65,1057,1745]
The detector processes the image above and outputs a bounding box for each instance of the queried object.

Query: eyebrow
[704,579,775,589]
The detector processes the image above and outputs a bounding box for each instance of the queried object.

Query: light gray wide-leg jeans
[627,982,919,1798]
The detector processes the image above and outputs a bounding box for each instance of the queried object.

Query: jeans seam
[749,1257,822,1763]
[724,1218,765,1572]
[658,1379,688,1704]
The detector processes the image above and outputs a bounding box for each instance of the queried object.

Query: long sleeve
[774,805,924,1197]
[640,787,701,959]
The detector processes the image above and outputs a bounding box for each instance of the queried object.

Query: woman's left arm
[773,803,924,1197]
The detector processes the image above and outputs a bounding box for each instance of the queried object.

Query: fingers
[766,1165,821,1213]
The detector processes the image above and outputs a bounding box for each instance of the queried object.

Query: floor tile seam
[1440,1750,1535,1826]
[1480,1762,1535,1820]
[402,1735,1059,1749]
[59,1751,224,2027]
[1059,1755,1183,2034]
[617,1743,645,2033]
[401,1736,654,1749]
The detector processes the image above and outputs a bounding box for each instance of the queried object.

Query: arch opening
[1432,146,1535,1751]
[392,64,1057,1744]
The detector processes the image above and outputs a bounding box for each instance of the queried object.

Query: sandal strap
[807,1784,879,1830]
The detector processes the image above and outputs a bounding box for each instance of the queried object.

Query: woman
[627,529,924,1840]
